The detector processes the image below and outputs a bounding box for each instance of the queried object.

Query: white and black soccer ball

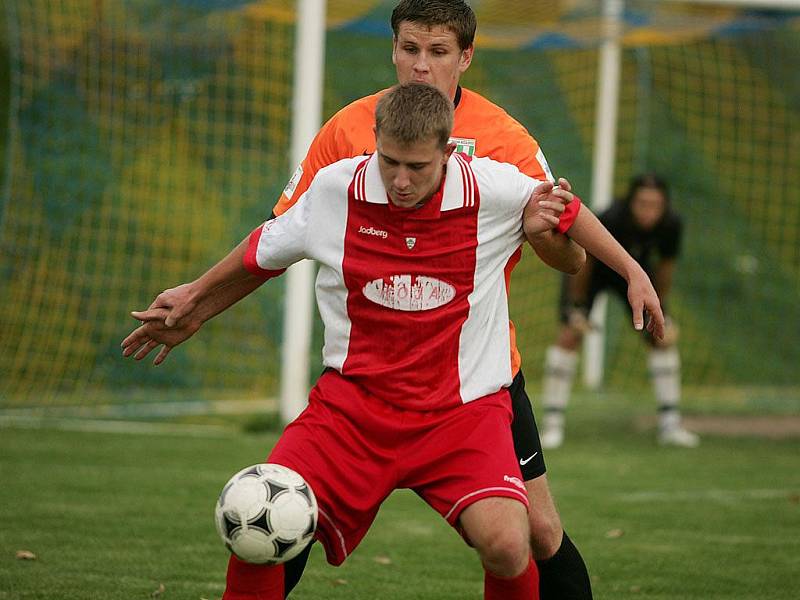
[215,463,318,564]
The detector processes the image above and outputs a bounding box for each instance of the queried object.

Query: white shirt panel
[458,156,541,401]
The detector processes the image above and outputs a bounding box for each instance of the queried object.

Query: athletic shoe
[540,426,564,449]
[658,426,700,448]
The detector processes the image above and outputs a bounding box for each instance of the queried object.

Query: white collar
[354,152,477,211]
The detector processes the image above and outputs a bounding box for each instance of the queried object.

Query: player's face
[630,187,667,230]
[392,22,473,101]
[376,133,455,209]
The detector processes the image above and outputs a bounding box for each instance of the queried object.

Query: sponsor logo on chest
[358,225,388,239]
[363,275,455,312]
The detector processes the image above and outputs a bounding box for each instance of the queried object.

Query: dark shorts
[509,370,547,481]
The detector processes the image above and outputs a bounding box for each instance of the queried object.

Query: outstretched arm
[121,238,266,364]
[547,204,665,339]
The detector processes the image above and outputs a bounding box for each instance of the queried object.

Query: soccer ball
[215,463,318,564]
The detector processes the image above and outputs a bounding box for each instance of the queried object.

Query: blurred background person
[539,173,699,449]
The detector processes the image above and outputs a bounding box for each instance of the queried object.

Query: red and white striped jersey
[245,152,543,411]
[271,87,578,377]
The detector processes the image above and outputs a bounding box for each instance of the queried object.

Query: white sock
[542,346,578,430]
[649,347,682,430]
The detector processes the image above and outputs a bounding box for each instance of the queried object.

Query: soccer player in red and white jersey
[122,83,665,599]
[271,2,595,597]
[127,3,593,594]
[123,2,667,597]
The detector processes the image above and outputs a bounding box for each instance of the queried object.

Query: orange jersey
[273,87,562,375]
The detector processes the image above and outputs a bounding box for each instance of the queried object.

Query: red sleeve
[556,195,582,234]
[242,224,287,279]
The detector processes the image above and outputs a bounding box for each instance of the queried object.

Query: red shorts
[267,370,528,566]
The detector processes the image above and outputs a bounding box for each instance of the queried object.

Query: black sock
[283,541,314,597]
[536,531,593,600]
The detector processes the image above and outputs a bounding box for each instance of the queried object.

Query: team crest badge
[448,136,476,156]
[405,237,416,250]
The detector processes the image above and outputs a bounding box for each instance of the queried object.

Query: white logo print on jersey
[503,475,525,490]
[363,275,455,312]
[358,225,388,239]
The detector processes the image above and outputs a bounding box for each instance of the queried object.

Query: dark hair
[375,82,454,149]
[390,0,477,51]
[623,173,670,207]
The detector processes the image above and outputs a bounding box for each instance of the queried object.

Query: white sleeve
[475,157,541,218]
[254,185,314,271]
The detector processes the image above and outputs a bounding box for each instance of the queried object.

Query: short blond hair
[375,82,453,149]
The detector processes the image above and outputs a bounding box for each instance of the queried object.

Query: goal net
[1,0,798,409]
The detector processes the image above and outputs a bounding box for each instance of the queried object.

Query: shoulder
[308,156,366,193]
[459,88,534,139]
[310,92,384,162]
[458,87,548,179]
[470,154,525,177]
[315,155,365,179]
[460,88,511,119]
[328,91,384,129]
[468,155,535,205]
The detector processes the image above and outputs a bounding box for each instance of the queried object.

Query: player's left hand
[523,177,574,239]
[140,283,198,328]
[626,270,665,340]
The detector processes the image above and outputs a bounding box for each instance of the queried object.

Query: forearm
[528,230,586,275]
[185,238,266,323]
[567,205,646,282]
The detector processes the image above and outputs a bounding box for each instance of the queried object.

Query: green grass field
[2,391,799,600]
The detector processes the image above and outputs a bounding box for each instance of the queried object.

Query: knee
[525,477,564,560]
[528,508,563,560]
[476,525,531,578]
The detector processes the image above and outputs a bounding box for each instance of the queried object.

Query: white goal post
[280,0,326,424]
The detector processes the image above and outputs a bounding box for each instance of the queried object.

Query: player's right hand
[523,179,573,238]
